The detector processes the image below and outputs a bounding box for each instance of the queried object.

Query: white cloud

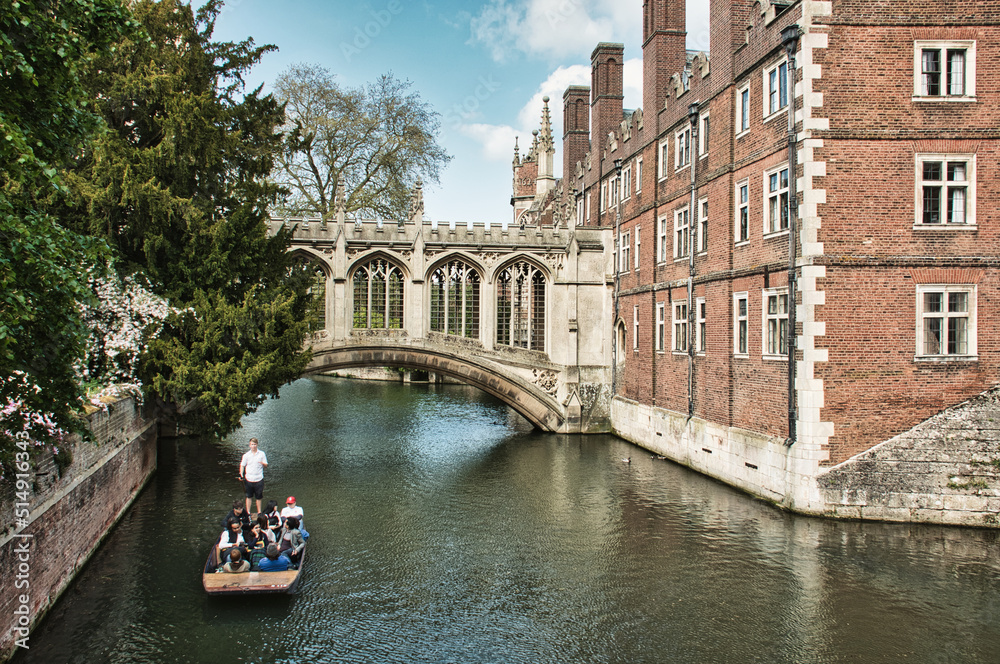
[469,0,641,62]
[458,123,520,162]
[460,57,646,174]
[469,0,711,62]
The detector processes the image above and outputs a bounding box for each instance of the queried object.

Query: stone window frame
[736,83,751,136]
[733,292,749,357]
[695,296,706,355]
[621,163,632,201]
[657,214,668,264]
[764,163,790,237]
[763,57,789,121]
[429,259,482,340]
[658,138,669,181]
[915,284,977,361]
[699,111,710,158]
[495,259,547,352]
[697,196,709,255]
[675,126,692,171]
[673,205,690,260]
[619,230,631,274]
[672,299,689,354]
[635,156,643,193]
[633,304,640,351]
[351,256,406,331]
[634,226,641,271]
[735,178,750,245]
[914,153,976,229]
[656,301,666,353]
[762,287,789,359]
[913,40,976,101]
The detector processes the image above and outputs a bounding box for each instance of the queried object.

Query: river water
[13,376,1000,663]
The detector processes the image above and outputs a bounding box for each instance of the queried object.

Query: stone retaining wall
[818,388,1000,527]
[0,398,156,660]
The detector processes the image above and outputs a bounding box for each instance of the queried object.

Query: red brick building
[516,0,1000,522]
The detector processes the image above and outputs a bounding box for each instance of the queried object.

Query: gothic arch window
[352,257,404,329]
[430,260,481,339]
[308,266,327,332]
[496,260,546,351]
[293,254,328,333]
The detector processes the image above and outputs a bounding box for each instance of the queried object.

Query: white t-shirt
[240,449,268,482]
[281,505,304,523]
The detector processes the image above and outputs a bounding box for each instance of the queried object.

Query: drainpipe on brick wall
[687,102,699,419]
[612,157,623,397]
[782,25,801,446]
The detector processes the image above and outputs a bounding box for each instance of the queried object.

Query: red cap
[286,496,296,504]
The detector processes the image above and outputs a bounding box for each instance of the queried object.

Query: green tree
[273,64,451,220]
[62,0,314,436]
[1,0,137,463]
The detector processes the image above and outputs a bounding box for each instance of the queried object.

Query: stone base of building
[611,396,800,505]
[0,399,157,660]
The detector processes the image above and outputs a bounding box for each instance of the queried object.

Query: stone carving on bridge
[532,369,559,397]
[479,252,500,268]
[350,329,409,339]
[542,253,565,272]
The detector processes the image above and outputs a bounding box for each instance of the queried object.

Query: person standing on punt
[239,438,268,514]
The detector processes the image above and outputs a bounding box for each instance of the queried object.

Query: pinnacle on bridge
[335,180,347,225]
[539,95,554,153]
[512,136,521,168]
[408,178,424,225]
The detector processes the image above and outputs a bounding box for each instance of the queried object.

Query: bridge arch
[488,252,551,285]
[424,251,486,283]
[304,345,565,432]
[347,249,413,280]
[290,247,331,276]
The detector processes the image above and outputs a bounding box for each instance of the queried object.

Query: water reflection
[14,376,1000,664]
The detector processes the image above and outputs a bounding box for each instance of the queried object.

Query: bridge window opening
[294,256,328,333]
[353,258,404,329]
[309,267,326,332]
[430,260,481,339]
[496,261,546,351]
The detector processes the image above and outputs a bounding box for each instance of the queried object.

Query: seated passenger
[221,500,252,540]
[278,516,305,563]
[250,514,275,549]
[263,500,282,540]
[281,496,309,539]
[218,518,245,563]
[246,515,274,568]
[257,543,291,572]
[222,547,250,573]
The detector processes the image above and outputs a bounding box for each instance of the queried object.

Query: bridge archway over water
[305,345,565,431]
[273,211,614,434]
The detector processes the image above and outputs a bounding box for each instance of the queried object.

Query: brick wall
[0,399,156,660]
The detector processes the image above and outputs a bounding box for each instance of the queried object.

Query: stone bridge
[270,189,613,433]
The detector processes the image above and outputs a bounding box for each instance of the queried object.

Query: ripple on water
[12,377,1000,664]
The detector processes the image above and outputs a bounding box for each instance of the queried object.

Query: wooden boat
[202,542,305,595]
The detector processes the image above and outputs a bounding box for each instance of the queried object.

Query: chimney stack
[643,0,687,118]
[563,86,591,187]
[591,43,625,160]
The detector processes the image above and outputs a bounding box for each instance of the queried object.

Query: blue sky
[209,0,711,223]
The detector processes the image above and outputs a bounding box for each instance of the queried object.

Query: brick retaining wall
[0,398,156,660]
